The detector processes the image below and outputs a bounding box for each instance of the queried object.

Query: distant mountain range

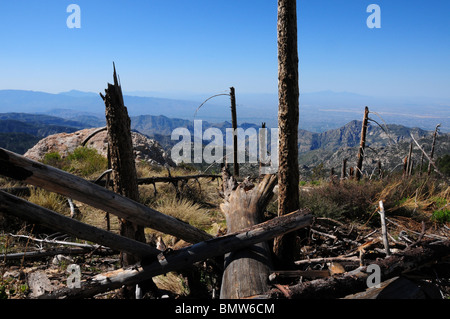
[1,111,448,179]
[0,89,448,133]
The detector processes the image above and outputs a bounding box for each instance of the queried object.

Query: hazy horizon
[1,1,449,133]
[1,1,449,99]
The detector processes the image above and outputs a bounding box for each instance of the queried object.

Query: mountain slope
[1,111,447,181]
[1,89,448,133]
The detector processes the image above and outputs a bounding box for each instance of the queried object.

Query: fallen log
[0,246,115,261]
[269,240,450,299]
[38,208,312,299]
[137,174,221,185]
[0,174,221,196]
[0,190,161,259]
[342,276,443,299]
[0,147,212,244]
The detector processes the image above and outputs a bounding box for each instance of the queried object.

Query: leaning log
[38,209,312,299]
[220,170,278,299]
[0,147,212,244]
[1,174,221,196]
[0,190,161,259]
[269,240,450,299]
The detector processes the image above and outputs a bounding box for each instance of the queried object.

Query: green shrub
[42,152,63,168]
[436,154,450,176]
[431,208,450,224]
[299,180,383,222]
[65,147,107,177]
[42,147,107,178]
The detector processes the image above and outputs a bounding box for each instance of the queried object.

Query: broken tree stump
[219,167,278,299]
[100,63,144,267]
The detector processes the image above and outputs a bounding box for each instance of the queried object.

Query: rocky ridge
[24,127,175,167]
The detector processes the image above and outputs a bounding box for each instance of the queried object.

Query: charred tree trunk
[230,87,239,177]
[259,122,267,178]
[341,158,347,181]
[273,0,300,266]
[220,167,278,299]
[101,64,153,298]
[355,106,369,181]
[100,63,145,268]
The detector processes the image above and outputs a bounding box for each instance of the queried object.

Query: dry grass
[28,188,69,217]
[155,197,212,229]
[153,272,190,296]
[376,175,450,224]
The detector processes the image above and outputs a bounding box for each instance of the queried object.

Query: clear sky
[0,0,449,99]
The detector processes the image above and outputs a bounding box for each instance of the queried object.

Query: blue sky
[0,0,449,99]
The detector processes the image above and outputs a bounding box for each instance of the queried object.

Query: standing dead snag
[355,106,369,181]
[427,123,440,175]
[274,0,300,266]
[100,63,145,268]
[101,63,153,297]
[230,87,239,177]
[220,167,278,299]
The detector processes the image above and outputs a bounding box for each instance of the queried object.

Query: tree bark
[274,0,300,266]
[100,63,144,267]
[219,168,278,299]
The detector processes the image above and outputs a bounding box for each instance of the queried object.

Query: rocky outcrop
[24,128,175,167]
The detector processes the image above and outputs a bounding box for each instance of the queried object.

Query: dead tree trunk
[403,155,408,177]
[355,106,369,181]
[220,167,278,299]
[230,87,239,177]
[427,124,440,175]
[406,142,413,177]
[341,158,347,181]
[273,0,300,266]
[100,64,145,268]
